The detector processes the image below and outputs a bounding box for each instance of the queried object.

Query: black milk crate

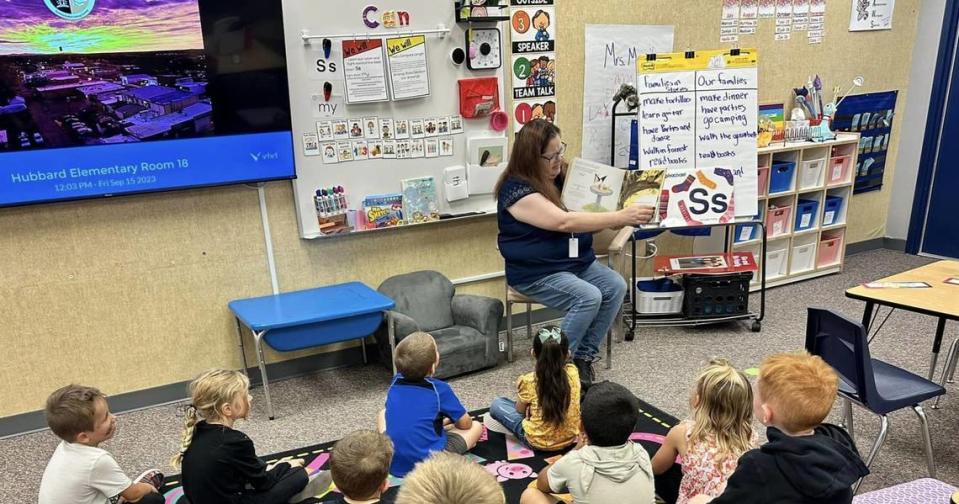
[683,272,753,319]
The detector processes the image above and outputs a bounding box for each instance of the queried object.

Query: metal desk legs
[235,317,250,375]
[933,336,959,409]
[929,318,947,381]
[252,330,276,420]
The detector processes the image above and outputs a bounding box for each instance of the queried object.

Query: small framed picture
[439,136,454,156]
[348,119,364,139]
[425,138,439,158]
[394,119,410,139]
[380,118,395,140]
[352,140,369,160]
[396,140,411,159]
[302,133,320,156]
[316,121,333,141]
[321,142,338,164]
[449,115,464,134]
[333,120,350,140]
[410,119,425,138]
[336,141,354,162]
[368,140,384,159]
[467,136,509,166]
[411,138,425,158]
[363,117,380,139]
[437,117,450,135]
[382,140,397,159]
[424,117,439,137]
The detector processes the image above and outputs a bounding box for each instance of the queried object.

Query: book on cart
[654,253,758,276]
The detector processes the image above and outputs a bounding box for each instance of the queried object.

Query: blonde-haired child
[396,452,505,504]
[173,369,330,504]
[652,359,755,504]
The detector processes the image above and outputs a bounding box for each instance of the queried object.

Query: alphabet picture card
[660,167,735,227]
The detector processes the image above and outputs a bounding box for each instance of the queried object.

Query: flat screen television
[0,0,295,207]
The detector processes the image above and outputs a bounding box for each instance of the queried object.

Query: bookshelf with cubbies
[732,133,859,292]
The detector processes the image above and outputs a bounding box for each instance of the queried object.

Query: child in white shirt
[38,384,163,504]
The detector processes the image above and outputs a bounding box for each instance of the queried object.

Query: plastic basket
[795,199,819,232]
[770,161,796,193]
[635,277,684,314]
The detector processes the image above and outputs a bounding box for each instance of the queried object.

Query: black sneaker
[572,358,595,390]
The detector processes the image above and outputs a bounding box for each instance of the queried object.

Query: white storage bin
[790,242,817,274]
[766,248,789,278]
[799,158,825,189]
[635,277,684,314]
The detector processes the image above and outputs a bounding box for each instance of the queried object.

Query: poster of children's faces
[510,0,557,131]
[312,116,463,164]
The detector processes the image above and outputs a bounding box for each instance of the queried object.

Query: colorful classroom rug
[159,398,683,504]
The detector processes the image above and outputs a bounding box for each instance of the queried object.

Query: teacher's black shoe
[573,358,594,391]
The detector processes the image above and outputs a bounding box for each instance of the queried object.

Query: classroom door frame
[907,0,959,256]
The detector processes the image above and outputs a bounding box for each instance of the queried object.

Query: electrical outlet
[499,341,506,352]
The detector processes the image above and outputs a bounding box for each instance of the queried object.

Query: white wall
[885,1,948,241]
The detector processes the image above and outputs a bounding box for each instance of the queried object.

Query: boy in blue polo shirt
[377,331,484,477]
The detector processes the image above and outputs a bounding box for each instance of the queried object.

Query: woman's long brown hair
[494,119,564,208]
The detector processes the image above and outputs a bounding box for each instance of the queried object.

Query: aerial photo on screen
[0,0,212,152]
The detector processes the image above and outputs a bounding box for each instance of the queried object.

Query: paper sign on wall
[636,48,759,220]
[580,24,674,167]
[386,35,430,100]
[343,39,389,103]
[510,0,556,131]
[849,0,895,31]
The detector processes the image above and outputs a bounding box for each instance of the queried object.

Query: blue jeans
[489,396,527,443]
[513,260,626,361]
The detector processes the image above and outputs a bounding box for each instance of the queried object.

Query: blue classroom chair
[805,308,945,493]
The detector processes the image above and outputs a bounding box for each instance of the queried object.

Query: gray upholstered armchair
[373,270,505,378]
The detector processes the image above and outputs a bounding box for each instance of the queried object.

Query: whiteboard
[282,0,508,239]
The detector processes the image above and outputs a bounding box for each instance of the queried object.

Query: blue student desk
[229,282,395,419]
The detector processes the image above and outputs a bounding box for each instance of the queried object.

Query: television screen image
[0,0,295,207]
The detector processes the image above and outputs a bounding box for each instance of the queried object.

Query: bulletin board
[283,0,509,239]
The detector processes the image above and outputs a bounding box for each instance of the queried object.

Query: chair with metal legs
[503,226,634,370]
[805,308,945,493]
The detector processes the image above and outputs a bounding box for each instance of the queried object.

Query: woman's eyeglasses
[541,142,567,163]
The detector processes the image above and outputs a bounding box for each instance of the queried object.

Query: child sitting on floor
[692,352,869,504]
[378,331,483,477]
[173,369,330,504]
[521,381,655,504]
[652,358,755,503]
[488,325,581,451]
[330,430,394,504]
[39,384,164,504]
[396,452,505,504]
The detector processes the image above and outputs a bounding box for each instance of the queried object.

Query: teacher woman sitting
[495,119,653,387]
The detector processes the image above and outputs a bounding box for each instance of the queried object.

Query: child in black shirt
[692,353,868,504]
[172,370,331,504]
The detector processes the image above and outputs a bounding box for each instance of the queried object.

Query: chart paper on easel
[636,49,759,221]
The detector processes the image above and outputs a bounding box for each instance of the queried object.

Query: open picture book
[560,157,667,216]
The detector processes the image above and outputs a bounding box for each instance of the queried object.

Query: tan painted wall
[0,0,921,418]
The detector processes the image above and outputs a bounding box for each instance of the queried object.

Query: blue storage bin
[822,195,844,226]
[769,161,796,193]
[734,214,762,243]
[795,199,819,232]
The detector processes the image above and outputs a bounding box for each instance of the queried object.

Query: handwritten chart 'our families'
[636,49,759,219]
[342,39,389,104]
[580,24,674,166]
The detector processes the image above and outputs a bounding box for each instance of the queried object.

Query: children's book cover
[401,176,440,224]
[363,193,404,229]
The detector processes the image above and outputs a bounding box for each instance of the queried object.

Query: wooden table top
[846,260,959,319]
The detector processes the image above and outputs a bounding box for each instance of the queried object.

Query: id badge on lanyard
[569,234,579,258]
